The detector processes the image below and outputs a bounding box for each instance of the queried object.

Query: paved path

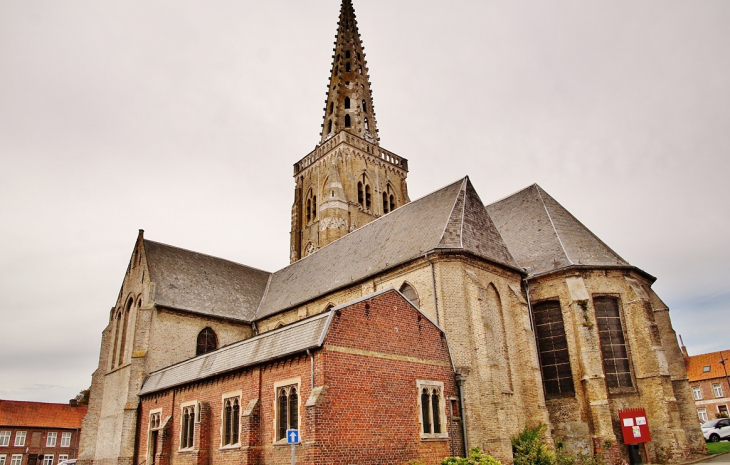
[693,452,730,463]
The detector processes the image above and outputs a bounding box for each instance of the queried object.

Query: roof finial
[320,0,379,145]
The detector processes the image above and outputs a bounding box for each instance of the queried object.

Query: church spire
[320,0,379,145]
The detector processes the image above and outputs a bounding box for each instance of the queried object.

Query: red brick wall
[135,289,462,465]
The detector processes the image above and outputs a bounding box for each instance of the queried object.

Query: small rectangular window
[713,383,724,398]
[43,455,54,465]
[14,432,26,447]
[275,383,299,442]
[0,431,9,447]
[0,454,6,465]
[46,432,57,448]
[692,386,703,400]
[10,456,22,465]
[698,408,708,423]
[719,405,729,417]
[221,394,241,447]
[60,433,71,448]
[57,455,68,464]
[180,403,196,450]
[417,380,448,440]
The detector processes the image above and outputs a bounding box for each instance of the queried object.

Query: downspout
[306,349,314,389]
[456,372,468,455]
[252,321,258,336]
[424,253,439,326]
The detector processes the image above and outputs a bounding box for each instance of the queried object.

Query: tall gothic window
[329,102,334,114]
[365,184,371,209]
[362,100,367,112]
[358,181,364,205]
[196,328,217,356]
[532,300,575,397]
[276,384,299,441]
[222,397,240,446]
[117,298,133,366]
[344,97,350,109]
[594,296,632,389]
[345,114,351,127]
[417,381,446,439]
[180,404,195,449]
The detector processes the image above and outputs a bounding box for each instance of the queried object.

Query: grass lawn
[707,441,730,455]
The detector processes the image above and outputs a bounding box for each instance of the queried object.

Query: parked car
[57,460,76,465]
[701,418,730,442]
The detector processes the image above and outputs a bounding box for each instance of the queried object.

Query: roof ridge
[535,185,628,265]
[484,182,540,207]
[534,185,573,265]
[436,177,469,248]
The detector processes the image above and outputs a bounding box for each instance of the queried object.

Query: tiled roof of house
[143,240,271,322]
[254,177,519,319]
[0,400,87,429]
[486,184,630,277]
[685,350,730,382]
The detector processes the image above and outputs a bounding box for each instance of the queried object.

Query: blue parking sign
[286,429,299,444]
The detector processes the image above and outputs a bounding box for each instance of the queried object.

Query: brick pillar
[192,402,209,465]
[241,398,261,465]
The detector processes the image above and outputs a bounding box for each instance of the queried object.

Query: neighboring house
[0,400,87,465]
[76,1,706,464]
[685,349,730,422]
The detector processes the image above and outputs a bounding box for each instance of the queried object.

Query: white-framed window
[0,431,9,447]
[146,408,162,465]
[179,401,197,450]
[46,432,57,448]
[42,455,53,465]
[14,432,26,447]
[60,433,71,448]
[57,455,68,464]
[713,383,724,398]
[417,380,448,440]
[221,391,241,447]
[0,454,6,465]
[10,455,22,465]
[692,385,703,400]
[274,379,300,442]
[698,408,709,423]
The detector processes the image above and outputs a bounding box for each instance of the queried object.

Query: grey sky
[1,0,728,403]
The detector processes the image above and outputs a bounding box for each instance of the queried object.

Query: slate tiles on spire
[321,0,378,144]
[486,184,629,277]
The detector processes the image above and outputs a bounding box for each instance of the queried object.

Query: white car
[57,460,77,465]
[702,418,730,442]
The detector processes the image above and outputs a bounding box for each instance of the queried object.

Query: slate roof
[139,311,333,395]
[0,400,87,429]
[144,240,271,322]
[486,184,629,277]
[254,177,519,319]
[685,350,730,382]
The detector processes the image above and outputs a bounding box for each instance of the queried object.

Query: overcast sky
[1,0,728,403]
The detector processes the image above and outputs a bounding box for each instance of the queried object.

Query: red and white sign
[618,408,651,445]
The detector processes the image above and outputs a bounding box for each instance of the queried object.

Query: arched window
[327,119,332,133]
[345,114,351,127]
[345,62,351,72]
[344,97,350,109]
[306,198,312,223]
[312,195,317,218]
[390,194,395,212]
[329,102,334,115]
[276,384,299,441]
[196,327,217,356]
[118,298,133,366]
[357,182,364,205]
[383,184,396,214]
[383,192,389,213]
[399,283,420,308]
[365,184,371,209]
[111,310,122,368]
[362,100,367,112]
[364,117,369,130]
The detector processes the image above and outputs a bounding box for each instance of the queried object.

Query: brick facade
[685,350,730,423]
[135,290,462,465]
[0,400,87,465]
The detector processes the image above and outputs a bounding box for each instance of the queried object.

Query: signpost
[286,429,299,465]
[618,408,651,464]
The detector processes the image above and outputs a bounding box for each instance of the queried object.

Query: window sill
[420,435,449,442]
[178,448,194,453]
[218,444,241,451]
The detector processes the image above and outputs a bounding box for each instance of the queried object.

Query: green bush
[441,447,501,465]
[511,424,554,465]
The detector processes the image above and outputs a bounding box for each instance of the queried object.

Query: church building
[77,1,706,464]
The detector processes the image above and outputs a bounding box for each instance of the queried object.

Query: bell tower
[289,0,410,263]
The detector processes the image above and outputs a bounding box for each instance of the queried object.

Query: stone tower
[289,0,410,263]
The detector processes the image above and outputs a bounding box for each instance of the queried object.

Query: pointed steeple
[320,0,379,145]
